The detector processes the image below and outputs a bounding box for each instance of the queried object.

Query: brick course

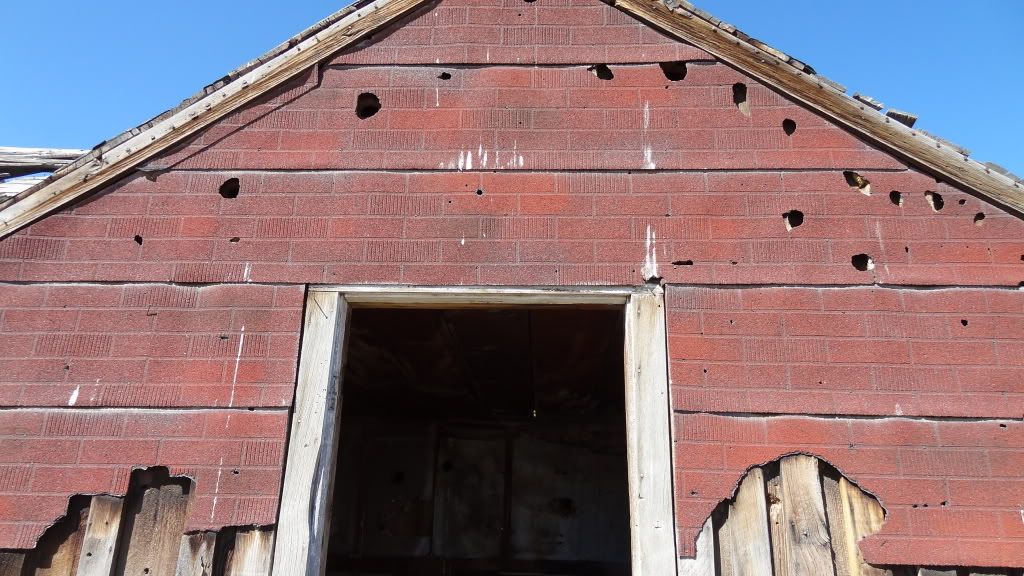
[0,408,286,548]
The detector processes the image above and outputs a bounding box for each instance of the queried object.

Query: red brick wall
[675,413,1023,566]
[0,0,1021,566]
[0,284,302,407]
[0,408,286,548]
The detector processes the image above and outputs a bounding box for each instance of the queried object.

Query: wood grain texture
[612,0,1024,215]
[718,467,773,576]
[623,290,677,576]
[224,528,274,576]
[75,496,124,576]
[0,0,431,237]
[271,291,349,576]
[677,517,713,576]
[825,475,890,576]
[0,553,25,576]
[116,481,192,576]
[33,504,89,576]
[777,456,835,576]
[174,532,217,576]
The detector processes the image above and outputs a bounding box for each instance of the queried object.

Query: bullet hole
[999,423,1007,428]
[229,237,241,243]
[672,260,694,266]
[659,61,688,81]
[974,212,986,226]
[783,209,804,231]
[732,82,750,116]
[133,235,144,245]
[588,64,614,80]
[960,319,969,326]
[702,368,708,374]
[524,0,536,3]
[219,178,240,199]
[924,190,944,212]
[232,469,240,475]
[843,171,871,195]
[355,92,381,119]
[730,260,738,265]
[219,335,229,340]
[437,71,452,80]
[782,118,797,136]
[904,246,910,253]
[689,490,699,496]
[851,253,874,271]
[941,501,948,507]
[958,198,966,205]
[475,189,484,196]
[889,190,903,206]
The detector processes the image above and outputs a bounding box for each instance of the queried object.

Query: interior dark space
[327,306,631,576]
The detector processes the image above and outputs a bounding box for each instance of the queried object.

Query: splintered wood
[0,469,274,576]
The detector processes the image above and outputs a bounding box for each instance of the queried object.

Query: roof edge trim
[612,0,1024,215]
[0,0,430,238]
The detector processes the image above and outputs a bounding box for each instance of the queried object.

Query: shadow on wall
[683,454,1022,576]
[0,467,274,576]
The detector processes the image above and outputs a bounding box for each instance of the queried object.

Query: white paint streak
[435,87,440,107]
[68,385,80,406]
[642,225,658,280]
[642,101,656,169]
[457,151,465,171]
[210,456,225,521]
[243,262,252,283]
[894,403,904,416]
[644,146,656,170]
[229,326,246,408]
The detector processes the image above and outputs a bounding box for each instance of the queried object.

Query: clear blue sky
[3,1,1021,174]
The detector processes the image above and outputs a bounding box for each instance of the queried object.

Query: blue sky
[3,1,1021,174]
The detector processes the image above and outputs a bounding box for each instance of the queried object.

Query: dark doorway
[326,306,631,576]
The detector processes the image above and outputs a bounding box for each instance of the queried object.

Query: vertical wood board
[117,482,192,576]
[174,532,217,576]
[75,495,124,576]
[718,467,773,576]
[777,456,835,576]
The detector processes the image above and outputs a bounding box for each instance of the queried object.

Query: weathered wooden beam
[75,495,125,576]
[0,147,86,178]
[718,467,773,576]
[777,456,835,575]
[117,477,192,576]
[0,0,430,237]
[174,532,217,576]
[224,528,274,576]
[612,0,1024,215]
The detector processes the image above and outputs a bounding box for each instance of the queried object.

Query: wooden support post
[623,289,678,576]
[719,467,773,576]
[76,495,124,576]
[272,291,349,576]
[225,529,275,576]
[777,456,835,576]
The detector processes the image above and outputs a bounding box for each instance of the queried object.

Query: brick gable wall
[0,0,1020,566]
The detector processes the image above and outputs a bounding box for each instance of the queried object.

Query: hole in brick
[958,198,966,205]
[659,61,688,81]
[702,368,708,374]
[961,319,968,326]
[355,92,381,119]
[133,235,144,245]
[588,64,614,80]
[476,189,484,196]
[229,237,241,244]
[924,190,944,211]
[941,501,948,506]
[974,212,986,226]
[889,190,903,206]
[672,260,694,266]
[783,210,804,231]
[904,246,910,253]
[732,82,750,116]
[437,71,452,80]
[232,469,240,475]
[843,171,871,195]
[999,423,1007,428]
[851,253,874,271]
[782,118,796,135]
[524,0,536,3]
[219,178,240,199]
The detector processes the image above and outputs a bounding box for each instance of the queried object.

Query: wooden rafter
[0,147,87,179]
[610,0,1024,215]
[0,0,430,238]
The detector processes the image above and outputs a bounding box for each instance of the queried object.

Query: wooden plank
[271,291,349,576]
[776,455,835,575]
[677,517,714,576]
[623,290,678,576]
[0,0,431,237]
[224,528,274,576]
[75,495,124,576]
[917,570,956,576]
[174,532,217,576]
[765,469,786,576]
[718,467,773,576]
[332,285,634,307]
[0,553,25,576]
[116,478,192,576]
[33,502,90,576]
[611,0,1024,215]
[824,475,890,576]
[432,432,506,559]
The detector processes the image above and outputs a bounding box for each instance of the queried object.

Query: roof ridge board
[614,0,1023,215]
[0,0,431,235]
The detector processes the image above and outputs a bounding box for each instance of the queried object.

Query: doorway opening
[326,306,631,576]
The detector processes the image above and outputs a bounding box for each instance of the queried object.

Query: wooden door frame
[270,285,678,576]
